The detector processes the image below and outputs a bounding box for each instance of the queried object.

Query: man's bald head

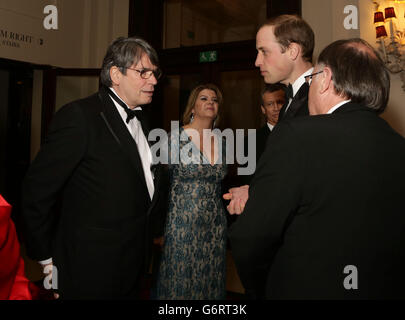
[317,38,389,113]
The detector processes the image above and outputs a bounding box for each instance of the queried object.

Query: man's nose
[148,74,158,85]
[255,53,261,67]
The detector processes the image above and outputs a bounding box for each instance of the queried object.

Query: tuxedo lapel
[97,88,150,200]
[282,83,309,120]
[146,165,162,215]
[278,99,289,121]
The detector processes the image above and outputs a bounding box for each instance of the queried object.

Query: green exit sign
[199,50,217,63]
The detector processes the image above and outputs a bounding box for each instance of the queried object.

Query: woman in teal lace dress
[155,84,228,300]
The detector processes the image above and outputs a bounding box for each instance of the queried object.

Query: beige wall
[303,0,360,60]
[0,0,129,159]
[0,0,129,68]
[1,0,62,66]
[303,0,405,137]
[359,0,405,137]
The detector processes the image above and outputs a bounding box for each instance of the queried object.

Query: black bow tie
[284,83,294,101]
[125,109,144,124]
[108,88,144,124]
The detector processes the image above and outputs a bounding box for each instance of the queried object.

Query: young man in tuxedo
[255,14,314,121]
[226,15,315,213]
[22,37,166,299]
[228,38,405,299]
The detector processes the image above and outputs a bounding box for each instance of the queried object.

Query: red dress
[0,195,34,300]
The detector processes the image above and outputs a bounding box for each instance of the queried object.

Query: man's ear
[110,66,122,86]
[288,43,301,61]
[261,105,266,115]
[319,67,333,94]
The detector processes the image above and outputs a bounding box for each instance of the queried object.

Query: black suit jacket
[239,125,271,185]
[229,103,405,299]
[278,82,309,121]
[22,86,166,299]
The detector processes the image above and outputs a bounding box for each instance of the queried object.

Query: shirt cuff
[38,258,53,266]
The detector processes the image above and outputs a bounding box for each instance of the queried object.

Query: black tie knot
[107,88,144,124]
[124,108,144,124]
[285,83,294,100]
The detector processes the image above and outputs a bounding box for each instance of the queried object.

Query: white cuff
[38,258,53,266]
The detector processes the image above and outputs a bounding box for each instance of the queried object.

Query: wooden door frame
[41,68,100,140]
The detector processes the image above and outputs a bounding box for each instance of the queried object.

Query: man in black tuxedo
[228,38,405,299]
[240,83,285,185]
[22,37,166,299]
[255,14,314,122]
[227,15,315,212]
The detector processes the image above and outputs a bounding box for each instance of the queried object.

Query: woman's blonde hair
[182,83,223,126]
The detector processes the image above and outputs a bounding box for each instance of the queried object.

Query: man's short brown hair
[262,15,315,63]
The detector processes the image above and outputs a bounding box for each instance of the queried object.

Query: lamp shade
[385,7,397,19]
[374,11,385,23]
[394,0,405,3]
[376,25,388,38]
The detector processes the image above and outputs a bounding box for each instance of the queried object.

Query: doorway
[158,41,264,131]
[0,58,33,229]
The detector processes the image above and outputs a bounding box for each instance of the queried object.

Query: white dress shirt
[267,122,275,132]
[109,88,155,201]
[327,100,351,114]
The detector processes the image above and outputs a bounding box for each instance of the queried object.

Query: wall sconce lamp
[373,1,405,90]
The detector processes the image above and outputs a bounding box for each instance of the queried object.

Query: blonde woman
[155,84,228,299]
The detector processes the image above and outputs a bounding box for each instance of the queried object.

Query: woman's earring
[190,113,194,124]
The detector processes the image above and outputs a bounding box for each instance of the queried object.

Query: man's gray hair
[317,38,389,113]
[100,37,159,87]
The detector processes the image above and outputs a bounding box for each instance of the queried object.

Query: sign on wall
[199,50,217,63]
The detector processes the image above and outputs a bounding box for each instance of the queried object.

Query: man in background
[240,83,285,185]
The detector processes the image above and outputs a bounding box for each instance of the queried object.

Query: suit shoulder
[56,91,103,119]
[280,109,405,141]
[275,115,314,132]
[281,113,344,131]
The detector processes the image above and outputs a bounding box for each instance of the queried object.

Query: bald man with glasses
[228,38,405,299]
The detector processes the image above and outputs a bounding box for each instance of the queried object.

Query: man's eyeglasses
[304,70,323,84]
[124,67,162,80]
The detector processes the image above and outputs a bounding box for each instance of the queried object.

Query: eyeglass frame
[122,66,162,80]
[304,70,324,85]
